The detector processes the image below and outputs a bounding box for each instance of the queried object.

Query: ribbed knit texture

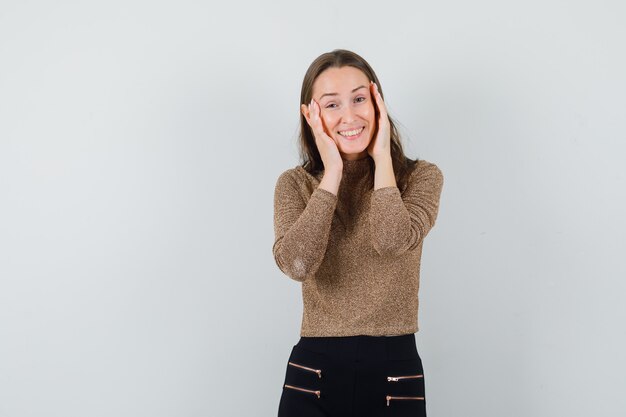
[272,155,444,337]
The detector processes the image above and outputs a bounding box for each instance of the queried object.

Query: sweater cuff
[312,186,338,205]
[372,186,400,198]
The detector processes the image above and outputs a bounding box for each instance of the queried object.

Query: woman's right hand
[305,99,343,172]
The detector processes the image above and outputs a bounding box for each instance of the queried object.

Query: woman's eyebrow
[319,85,367,100]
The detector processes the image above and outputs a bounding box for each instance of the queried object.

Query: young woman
[273,49,444,417]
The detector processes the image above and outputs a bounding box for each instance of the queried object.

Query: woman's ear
[300,103,310,123]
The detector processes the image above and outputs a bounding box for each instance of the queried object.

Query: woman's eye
[355,96,366,103]
[325,103,337,108]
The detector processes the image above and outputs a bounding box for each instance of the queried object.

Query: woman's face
[306,66,376,161]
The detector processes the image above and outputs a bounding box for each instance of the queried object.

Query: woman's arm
[272,169,340,282]
[369,161,444,256]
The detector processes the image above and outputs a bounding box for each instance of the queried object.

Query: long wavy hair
[298,49,420,191]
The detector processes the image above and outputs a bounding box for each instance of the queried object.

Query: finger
[308,100,323,138]
[310,100,320,128]
[308,100,325,135]
[371,82,388,118]
[311,100,327,137]
[317,104,335,140]
[315,100,335,140]
[369,81,377,108]
[369,81,382,117]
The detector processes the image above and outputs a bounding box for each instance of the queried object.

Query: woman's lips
[337,126,365,140]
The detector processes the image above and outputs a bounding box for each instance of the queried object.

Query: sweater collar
[341,155,374,181]
[342,155,374,184]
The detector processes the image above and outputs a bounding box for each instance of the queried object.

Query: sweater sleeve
[369,162,444,257]
[272,170,338,282]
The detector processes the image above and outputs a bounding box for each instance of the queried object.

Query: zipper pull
[387,376,399,381]
[386,395,391,406]
[316,370,322,379]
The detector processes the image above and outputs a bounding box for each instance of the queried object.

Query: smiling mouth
[337,127,365,139]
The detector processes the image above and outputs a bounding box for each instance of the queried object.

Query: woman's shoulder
[275,164,321,192]
[277,164,317,180]
[410,158,443,177]
[404,158,444,191]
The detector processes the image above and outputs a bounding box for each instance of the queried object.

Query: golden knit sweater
[272,155,444,337]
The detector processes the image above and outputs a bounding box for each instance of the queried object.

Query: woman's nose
[340,106,357,123]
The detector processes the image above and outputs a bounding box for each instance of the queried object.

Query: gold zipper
[386,395,425,406]
[284,384,321,398]
[288,361,323,378]
[387,374,423,382]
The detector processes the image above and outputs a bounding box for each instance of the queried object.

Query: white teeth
[338,127,364,137]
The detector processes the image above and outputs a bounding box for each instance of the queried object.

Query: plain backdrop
[1,1,625,416]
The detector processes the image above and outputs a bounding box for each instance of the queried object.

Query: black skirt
[278,333,427,417]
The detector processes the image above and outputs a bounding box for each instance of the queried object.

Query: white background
[1,1,625,416]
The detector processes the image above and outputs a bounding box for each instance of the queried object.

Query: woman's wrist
[318,169,342,196]
[373,155,396,190]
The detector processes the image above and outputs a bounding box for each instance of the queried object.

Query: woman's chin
[338,139,371,154]
[338,145,370,159]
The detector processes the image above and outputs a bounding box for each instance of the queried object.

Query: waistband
[296,333,419,362]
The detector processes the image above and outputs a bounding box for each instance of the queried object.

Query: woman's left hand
[367,81,392,162]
